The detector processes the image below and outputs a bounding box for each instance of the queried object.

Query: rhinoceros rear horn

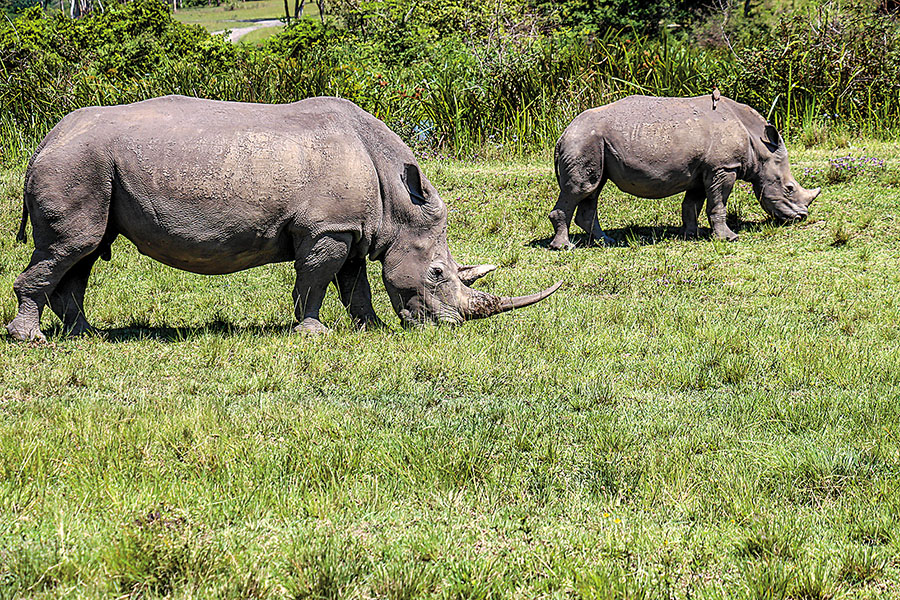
[458,264,497,286]
[802,187,821,207]
[464,281,562,320]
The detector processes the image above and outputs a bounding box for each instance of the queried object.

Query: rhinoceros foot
[591,231,617,247]
[681,225,699,240]
[712,226,739,242]
[354,315,385,331]
[67,323,103,339]
[6,318,47,343]
[548,239,576,251]
[294,318,332,336]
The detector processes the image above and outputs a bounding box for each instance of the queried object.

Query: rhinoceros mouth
[762,199,808,223]
[398,305,464,327]
[772,208,808,223]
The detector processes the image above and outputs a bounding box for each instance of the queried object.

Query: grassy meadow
[237,24,285,44]
[1,136,900,598]
[173,0,311,37]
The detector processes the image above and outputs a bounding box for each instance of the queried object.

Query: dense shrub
[0,1,241,140]
[527,0,710,34]
[263,17,340,58]
[0,0,898,165]
[0,2,218,75]
[731,4,900,131]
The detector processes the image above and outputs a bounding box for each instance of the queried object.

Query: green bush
[528,0,709,34]
[0,2,217,76]
[725,3,900,135]
[263,17,341,58]
[0,0,898,164]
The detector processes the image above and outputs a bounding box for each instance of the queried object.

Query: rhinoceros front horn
[463,281,563,320]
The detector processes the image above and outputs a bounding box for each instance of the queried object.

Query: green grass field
[237,24,284,44]
[1,139,900,598]
[174,0,314,35]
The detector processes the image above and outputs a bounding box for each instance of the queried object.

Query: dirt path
[213,19,282,43]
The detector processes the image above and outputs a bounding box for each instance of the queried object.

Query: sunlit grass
[173,0,316,32]
[237,24,285,44]
[1,141,900,598]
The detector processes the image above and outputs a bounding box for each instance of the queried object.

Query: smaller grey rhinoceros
[548,94,820,250]
[8,95,560,342]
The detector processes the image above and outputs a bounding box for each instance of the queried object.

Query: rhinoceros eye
[429,265,444,279]
[785,183,795,195]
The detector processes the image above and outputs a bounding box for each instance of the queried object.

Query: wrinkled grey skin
[8,95,560,341]
[549,95,821,250]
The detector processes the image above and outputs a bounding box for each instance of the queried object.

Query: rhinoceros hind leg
[8,182,109,342]
[551,175,608,250]
[47,250,103,337]
[335,257,384,330]
[292,232,352,335]
[681,187,706,239]
[8,239,103,342]
[549,193,582,251]
[574,188,614,246]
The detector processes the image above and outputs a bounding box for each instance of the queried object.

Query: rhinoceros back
[28,96,384,275]
[557,95,750,199]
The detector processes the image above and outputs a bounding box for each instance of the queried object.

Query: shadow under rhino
[529,214,781,248]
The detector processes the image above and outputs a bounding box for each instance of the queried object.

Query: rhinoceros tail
[15,196,28,244]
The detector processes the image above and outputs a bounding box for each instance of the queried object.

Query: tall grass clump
[724,2,900,138]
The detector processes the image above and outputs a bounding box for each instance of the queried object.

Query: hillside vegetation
[0,0,899,164]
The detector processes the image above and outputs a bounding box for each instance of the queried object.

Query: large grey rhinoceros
[7,95,560,341]
[548,94,820,250]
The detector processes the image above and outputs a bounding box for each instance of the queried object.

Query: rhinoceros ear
[403,163,427,206]
[760,124,784,154]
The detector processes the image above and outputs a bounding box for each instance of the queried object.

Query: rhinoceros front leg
[335,257,384,330]
[681,187,706,239]
[704,169,738,242]
[292,233,352,335]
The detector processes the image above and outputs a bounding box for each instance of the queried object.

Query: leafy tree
[527,0,710,33]
[2,0,42,15]
[264,16,339,57]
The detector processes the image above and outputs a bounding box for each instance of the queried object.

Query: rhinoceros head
[380,164,560,327]
[751,124,820,222]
